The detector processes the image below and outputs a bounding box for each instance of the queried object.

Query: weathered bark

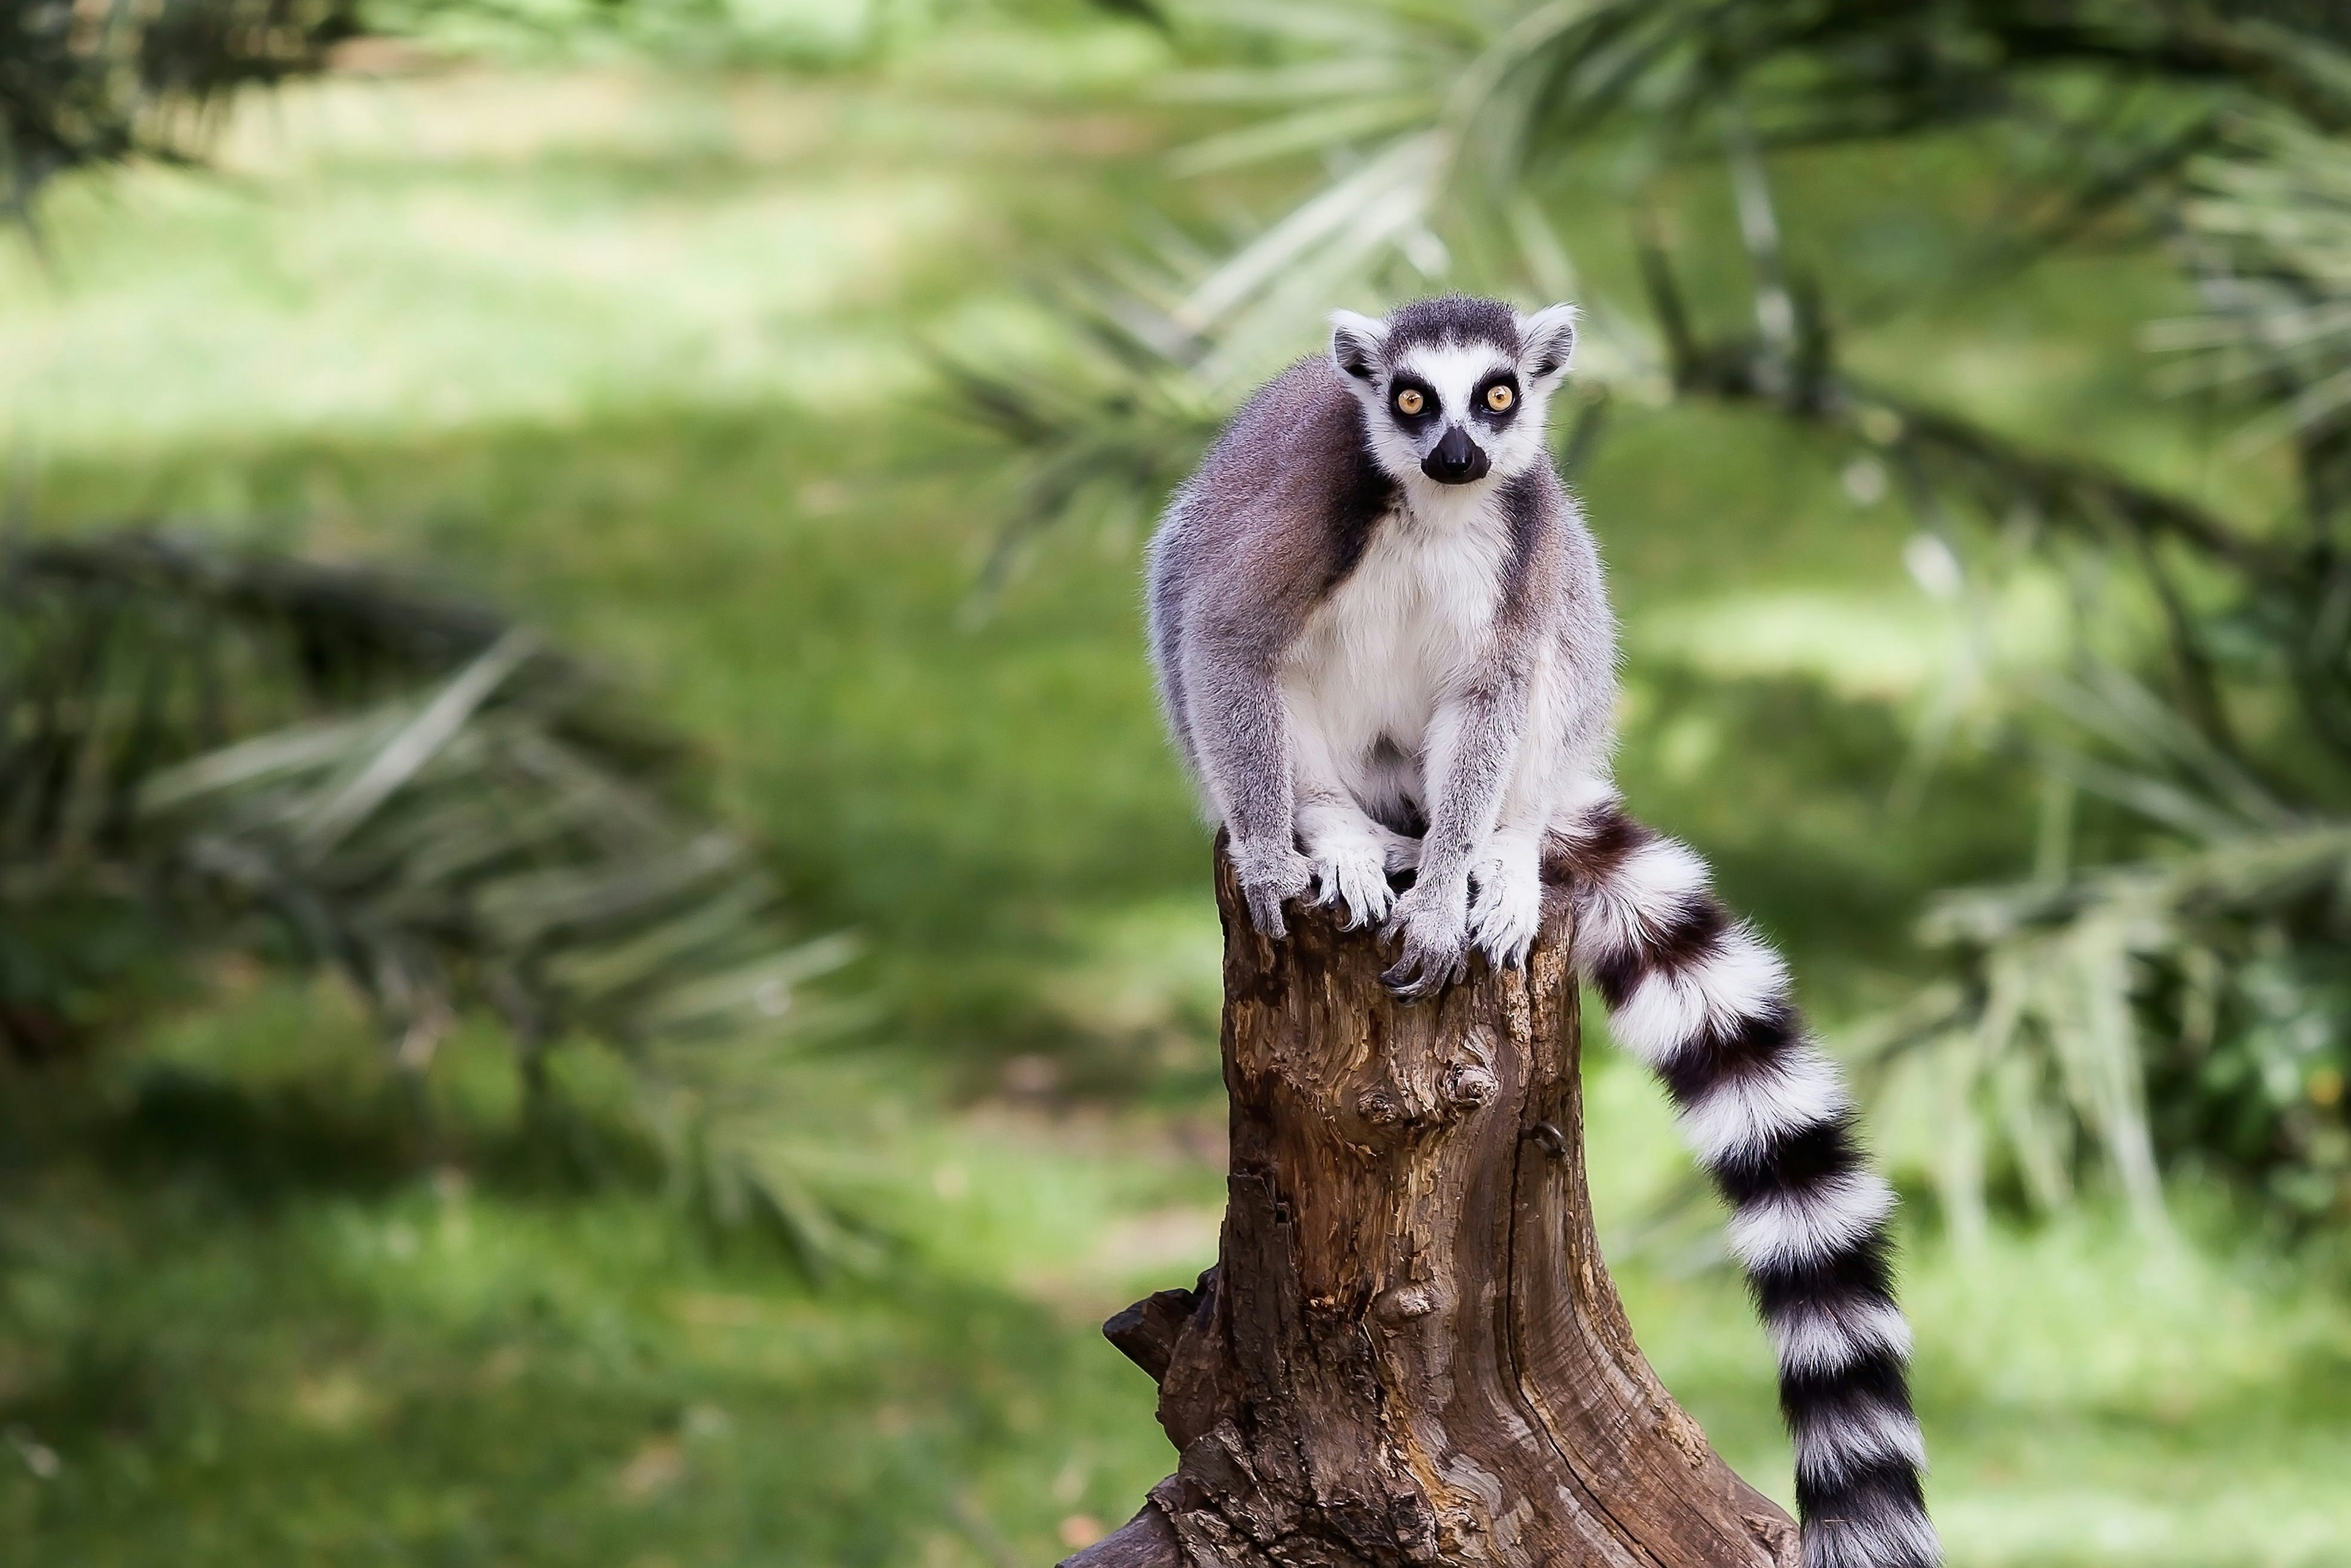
[1068,847,1797,1568]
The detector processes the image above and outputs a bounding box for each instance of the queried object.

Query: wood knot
[1380,1285,1438,1322]
[1355,1087,1404,1125]
[1387,1488,1441,1562]
[1439,1062,1497,1111]
[1744,1510,1803,1568]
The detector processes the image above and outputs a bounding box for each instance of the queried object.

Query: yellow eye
[1395,388,1425,415]
[1486,383,1514,412]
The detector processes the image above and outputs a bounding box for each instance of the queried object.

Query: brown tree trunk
[1068,845,1798,1568]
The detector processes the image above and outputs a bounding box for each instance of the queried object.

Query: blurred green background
[7,3,2351,1566]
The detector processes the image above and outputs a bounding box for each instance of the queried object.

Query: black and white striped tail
[1550,791,1940,1568]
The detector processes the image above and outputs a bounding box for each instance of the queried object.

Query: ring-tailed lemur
[1146,295,1938,1568]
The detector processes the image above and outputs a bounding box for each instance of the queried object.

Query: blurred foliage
[1,0,975,208]
[941,301,1223,610]
[368,0,944,68]
[0,527,857,1267]
[954,0,2351,1229]
[1,0,362,206]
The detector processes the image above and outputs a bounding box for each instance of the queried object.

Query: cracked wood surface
[1067,846,1797,1568]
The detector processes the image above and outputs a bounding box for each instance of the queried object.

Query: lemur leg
[1289,746,1401,936]
[1384,675,1531,999]
[1465,688,1570,970]
[1180,637,1311,937]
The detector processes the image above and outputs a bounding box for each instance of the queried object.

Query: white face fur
[1328,303,1578,500]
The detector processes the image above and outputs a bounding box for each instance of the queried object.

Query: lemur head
[1328,294,1578,492]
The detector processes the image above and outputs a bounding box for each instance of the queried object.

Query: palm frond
[1899,823,2351,1231]
[1128,0,2351,340]
[0,527,860,1268]
[2150,113,2351,520]
[936,299,1228,612]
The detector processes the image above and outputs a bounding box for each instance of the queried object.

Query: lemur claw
[1247,890,1288,938]
[1235,844,1314,939]
[1380,883,1470,1000]
[1382,959,1455,1000]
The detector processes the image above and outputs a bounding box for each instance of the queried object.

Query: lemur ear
[1517,302,1578,386]
[1329,309,1389,382]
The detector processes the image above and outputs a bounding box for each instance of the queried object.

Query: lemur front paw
[1381,877,1469,1001]
[1467,838,1543,970]
[1302,820,1399,929]
[1231,840,1314,938]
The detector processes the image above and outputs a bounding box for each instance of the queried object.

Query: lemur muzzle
[1422,424,1489,484]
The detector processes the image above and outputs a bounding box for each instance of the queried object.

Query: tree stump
[1067,847,1798,1568]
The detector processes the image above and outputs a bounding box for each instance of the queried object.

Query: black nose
[1422,425,1490,484]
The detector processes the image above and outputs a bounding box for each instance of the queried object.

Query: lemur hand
[1467,833,1543,970]
[1381,874,1469,1000]
[1231,839,1313,938]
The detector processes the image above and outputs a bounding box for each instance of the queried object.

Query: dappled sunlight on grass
[0,978,1196,1564]
[0,67,1144,456]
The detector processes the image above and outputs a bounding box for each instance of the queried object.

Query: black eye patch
[1389,375,1438,421]
[1473,373,1521,421]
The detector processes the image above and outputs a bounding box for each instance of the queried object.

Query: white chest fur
[1280,498,1510,794]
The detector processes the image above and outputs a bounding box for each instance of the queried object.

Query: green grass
[0,980,1212,1566]
[2,30,2348,1567]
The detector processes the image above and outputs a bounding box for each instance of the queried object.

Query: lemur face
[1329,296,1578,493]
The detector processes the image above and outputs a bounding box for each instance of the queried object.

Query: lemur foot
[1302,819,1402,929]
[1467,838,1543,970]
[1381,877,1469,1000]
[1311,845,1393,929]
[1232,840,1313,938]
